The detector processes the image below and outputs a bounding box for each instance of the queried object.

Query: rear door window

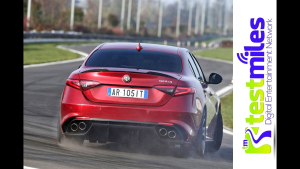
[189,52,206,82]
[188,60,196,77]
[186,52,200,79]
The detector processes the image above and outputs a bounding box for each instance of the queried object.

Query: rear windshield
[85,49,182,73]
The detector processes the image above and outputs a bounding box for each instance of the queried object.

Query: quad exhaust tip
[79,122,86,130]
[168,130,176,138]
[159,128,167,136]
[70,123,78,131]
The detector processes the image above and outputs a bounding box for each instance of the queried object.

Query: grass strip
[193,47,233,61]
[23,42,101,65]
[220,91,233,129]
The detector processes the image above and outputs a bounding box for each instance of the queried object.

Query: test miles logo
[242,127,271,153]
[237,17,274,154]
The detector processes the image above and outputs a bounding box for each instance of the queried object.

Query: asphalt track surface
[24,44,233,169]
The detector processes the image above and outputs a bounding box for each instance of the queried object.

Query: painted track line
[223,128,233,135]
[24,166,38,169]
[56,45,89,57]
[216,84,233,98]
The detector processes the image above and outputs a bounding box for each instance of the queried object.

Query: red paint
[75,117,90,119]
[158,122,174,126]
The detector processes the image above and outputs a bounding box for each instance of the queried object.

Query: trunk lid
[78,68,182,106]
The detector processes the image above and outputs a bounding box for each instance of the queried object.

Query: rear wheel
[57,117,65,144]
[207,108,223,152]
[195,108,207,157]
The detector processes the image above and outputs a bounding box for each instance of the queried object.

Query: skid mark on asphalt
[24,90,60,96]
[24,130,233,169]
[24,76,56,88]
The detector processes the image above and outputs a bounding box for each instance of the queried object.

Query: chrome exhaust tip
[168,130,176,138]
[159,128,167,136]
[70,123,78,131]
[79,122,86,130]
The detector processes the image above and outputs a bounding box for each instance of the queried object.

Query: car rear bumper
[62,118,192,145]
[60,86,201,144]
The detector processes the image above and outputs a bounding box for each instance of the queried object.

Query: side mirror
[207,73,222,84]
[78,65,81,69]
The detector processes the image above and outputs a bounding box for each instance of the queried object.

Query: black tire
[207,107,223,152]
[195,108,207,157]
[57,117,64,144]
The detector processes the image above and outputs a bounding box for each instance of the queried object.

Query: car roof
[99,42,181,55]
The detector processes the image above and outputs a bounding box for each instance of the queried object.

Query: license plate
[107,88,148,99]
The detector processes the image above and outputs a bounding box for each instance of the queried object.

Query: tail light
[66,79,81,90]
[80,80,101,91]
[174,87,196,96]
[154,86,176,95]
[66,79,101,91]
[154,85,195,96]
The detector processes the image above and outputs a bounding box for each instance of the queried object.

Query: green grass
[220,92,233,129]
[193,47,233,61]
[200,37,232,45]
[23,42,102,65]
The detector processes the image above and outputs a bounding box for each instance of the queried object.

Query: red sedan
[58,42,223,156]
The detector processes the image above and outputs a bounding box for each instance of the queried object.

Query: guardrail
[23,32,231,44]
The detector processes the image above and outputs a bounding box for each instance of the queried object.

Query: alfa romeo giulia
[57,42,223,156]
